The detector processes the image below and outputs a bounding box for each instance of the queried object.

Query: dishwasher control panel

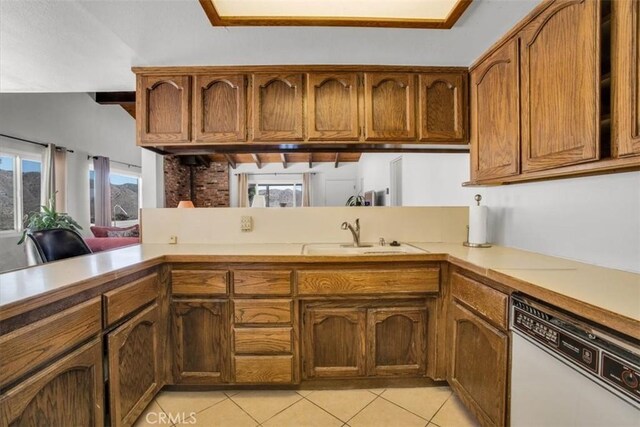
[511,294,640,407]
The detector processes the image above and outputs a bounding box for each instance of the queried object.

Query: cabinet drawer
[103,273,158,326]
[234,299,292,324]
[172,270,228,295]
[234,327,292,354]
[298,268,439,295]
[451,272,508,330]
[234,270,292,296]
[0,298,102,387]
[234,355,293,383]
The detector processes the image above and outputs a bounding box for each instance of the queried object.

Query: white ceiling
[0,0,540,93]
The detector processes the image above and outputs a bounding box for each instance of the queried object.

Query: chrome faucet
[341,218,361,247]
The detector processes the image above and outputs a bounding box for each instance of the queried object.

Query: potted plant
[18,195,83,264]
[346,194,365,206]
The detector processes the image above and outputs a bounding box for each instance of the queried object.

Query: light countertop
[1,243,638,333]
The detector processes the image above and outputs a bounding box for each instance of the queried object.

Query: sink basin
[302,243,427,256]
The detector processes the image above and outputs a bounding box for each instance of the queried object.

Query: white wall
[482,172,640,273]
[0,92,139,271]
[358,153,475,206]
[229,162,359,207]
[358,152,640,273]
[141,149,164,208]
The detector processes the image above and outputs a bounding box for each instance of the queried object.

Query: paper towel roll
[469,204,488,244]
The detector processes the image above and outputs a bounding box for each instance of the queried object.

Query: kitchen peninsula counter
[1,242,638,338]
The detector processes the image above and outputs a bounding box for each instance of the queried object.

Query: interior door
[390,157,403,206]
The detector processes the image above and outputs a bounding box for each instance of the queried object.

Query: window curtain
[302,173,311,207]
[41,144,56,207]
[237,173,249,207]
[54,149,67,212]
[93,156,112,226]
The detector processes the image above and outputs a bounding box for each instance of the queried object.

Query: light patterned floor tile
[175,399,258,426]
[134,400,172,427]
[380,387,452,420]
[431,395,479,427]
[155,391,227,416]
[348,397,426,427]
[223,390,242,397]
[368,388,386,395]
[306,389,377,422]
[296,389,315,397]
[230,390,303,423]
[263,398,343,427]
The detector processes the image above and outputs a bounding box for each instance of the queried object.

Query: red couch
[85,225,140,253]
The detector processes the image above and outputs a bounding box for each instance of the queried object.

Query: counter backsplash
[140,207,468,245]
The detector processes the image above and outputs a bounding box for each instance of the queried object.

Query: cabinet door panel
[138,75,190,144]
[612,0,640,157]
[173,299,229,384]
[520,0,599,171]
[367,307,427,376]
[449,302,507,427]
[364,73,416,140]
[252,74,304,141]
[471,38,520,181]
[0,339,104,427]
[194,75,246,142]
[303,306,366,378]
[419,73,467,142]
[307,73,359,140]
[108,303,162,427]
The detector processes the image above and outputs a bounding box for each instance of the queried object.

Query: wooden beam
[334,153,340,168]
[281,153,288,169]
[95,92,136,119]
[251,153,262,169]
[308,153,313,169]
[224,154,237,169]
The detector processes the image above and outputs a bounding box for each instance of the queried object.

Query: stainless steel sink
[301,243,427,256]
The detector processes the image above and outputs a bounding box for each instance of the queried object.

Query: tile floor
[134,386,479,427]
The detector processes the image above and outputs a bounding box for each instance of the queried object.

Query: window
[89,169,141,225]
[0,153,42,232]
[249,182,302,207]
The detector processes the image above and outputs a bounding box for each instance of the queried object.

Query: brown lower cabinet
[448,301,508,427]
[108,303,163,427]
[172,299,230,384]
[0,338,104,427]
[302,302,428,379]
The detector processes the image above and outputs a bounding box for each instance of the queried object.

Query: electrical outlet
[169,235,178,244]
[240,216,253,232]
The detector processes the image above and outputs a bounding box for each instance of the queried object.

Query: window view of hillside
[89,171,140,224]
[0,156,41,231]
[249,183,302,207]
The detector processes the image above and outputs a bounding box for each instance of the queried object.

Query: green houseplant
[18,195,83,245]
[346,194,365,206]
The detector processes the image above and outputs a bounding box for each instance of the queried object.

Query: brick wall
[163,156,229,208]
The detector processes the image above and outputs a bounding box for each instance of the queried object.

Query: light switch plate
[240,216,253,232]
[169,235,178,244]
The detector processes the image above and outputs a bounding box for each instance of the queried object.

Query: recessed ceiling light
[199,0,472,29]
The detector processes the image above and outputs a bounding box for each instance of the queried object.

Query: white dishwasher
[510,294,640,426]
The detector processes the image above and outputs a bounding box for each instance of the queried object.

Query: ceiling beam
[281,153,288,169]
[334,153,340,168]
[224,154,236,169]
[251,153,262,169]
[95,91,136,119]
[308,153,313,169]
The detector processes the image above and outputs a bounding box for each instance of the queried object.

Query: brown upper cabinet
[612,0,640,157]
[307,73,360,141]
[470,38,521,181]
[252,73,304,141]
[519,0,600,172]
[363,73,416,141]
[193,74,247,143]
[137,75,191,144]
[418,73,467,142]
